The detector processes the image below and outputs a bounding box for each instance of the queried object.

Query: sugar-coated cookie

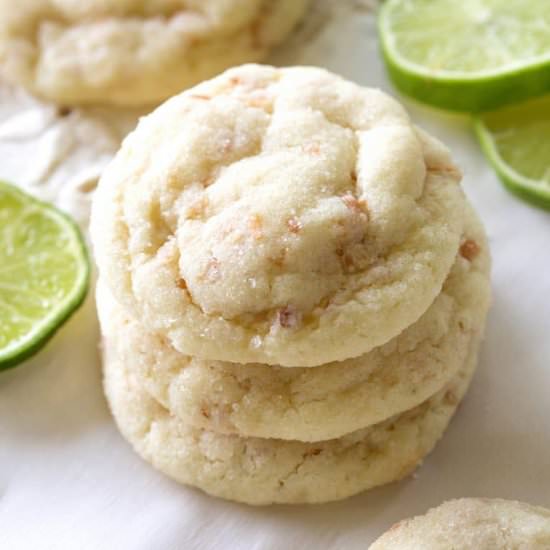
[0,1,308,105]
[97,202,490,441]
[103,333,481,505]
[92,64,466,366]
[370,498,550,549]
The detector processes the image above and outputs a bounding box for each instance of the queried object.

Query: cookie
[102,330,481,505]
[91,64,466,366]
[97,202,490,441]
[0,1,308,105]
[370,498,550,549]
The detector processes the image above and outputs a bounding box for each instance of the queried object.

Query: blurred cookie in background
[0,0,309,106]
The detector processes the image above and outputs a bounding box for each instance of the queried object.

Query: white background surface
[1,3,550,548]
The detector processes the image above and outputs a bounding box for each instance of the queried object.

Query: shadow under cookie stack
[91,64,491,505]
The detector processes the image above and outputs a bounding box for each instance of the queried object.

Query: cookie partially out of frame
[0,0,308,105]
[91,64,466,367]
[102,333,481,505]
[370,498,550,549]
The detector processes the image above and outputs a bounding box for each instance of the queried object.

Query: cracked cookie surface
[370,498,550,549]
[97,202,490,441]
[0,1,308,105]
[103,331,482,505]
[92,64,466,366]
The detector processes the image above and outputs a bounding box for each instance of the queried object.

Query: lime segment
[378,0,550,111]
[0,181,90,370]
[474,95,550,209]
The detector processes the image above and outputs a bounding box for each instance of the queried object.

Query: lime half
[378,0,550,112]
[0,182,90,370]
[474,95,550,210]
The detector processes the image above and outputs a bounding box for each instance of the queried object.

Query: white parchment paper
[1,2,550,548]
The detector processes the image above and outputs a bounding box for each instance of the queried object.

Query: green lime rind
[380,43,550,112]
[0,182,90,371]
[378,0,550,112]
[474,118,550,210]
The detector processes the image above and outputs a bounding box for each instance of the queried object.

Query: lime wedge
[378,0,550,112]
[0,181,90,370]
[474,95,550,209]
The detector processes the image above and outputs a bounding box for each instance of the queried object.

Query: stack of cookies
[91,65,491,505]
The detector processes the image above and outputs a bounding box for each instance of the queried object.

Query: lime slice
[474,95,550,209]
[0,181,90,370]
[378,0,550,112]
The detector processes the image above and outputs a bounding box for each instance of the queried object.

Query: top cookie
[91,64,465,366]
[0,0,308,105]
[370,498,550,549]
